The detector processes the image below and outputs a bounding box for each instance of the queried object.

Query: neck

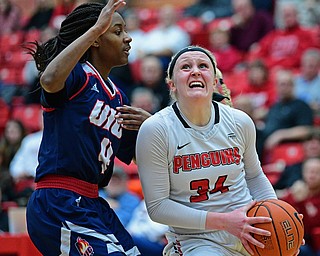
[177,101,212,126]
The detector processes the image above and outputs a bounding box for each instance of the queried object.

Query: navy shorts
[27,188,140,255]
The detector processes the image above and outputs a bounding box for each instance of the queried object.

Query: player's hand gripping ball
[247,199,304,256]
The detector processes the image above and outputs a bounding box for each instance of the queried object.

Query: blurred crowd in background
[0,0,320,255]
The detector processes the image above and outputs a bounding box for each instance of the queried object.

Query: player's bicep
[234,110,262,178]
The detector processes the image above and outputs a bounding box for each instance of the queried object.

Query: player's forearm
[40,26,104,93]
[205,211,228,230]
[146,198,207,230]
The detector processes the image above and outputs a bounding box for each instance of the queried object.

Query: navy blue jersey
[35,62,137,185]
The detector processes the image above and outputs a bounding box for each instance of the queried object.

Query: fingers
[241,240,255,256]
[243,202,272,255]
[242,230,268,256]
[106,0,126,10]
[115,106,145,131]
[247,216,272,225]
[245,200,257,212]
[118,118,142,131]
[116,105,140,114]
[250,225,271,237]
[116,113,144,125]
[115,106,152,129]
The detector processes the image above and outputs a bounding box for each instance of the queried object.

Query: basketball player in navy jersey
[136,46,303,256]
[25,1,150,255]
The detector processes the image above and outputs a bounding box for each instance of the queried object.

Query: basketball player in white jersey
[136,46,302,256]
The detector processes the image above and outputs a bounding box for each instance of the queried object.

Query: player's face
[97,12,132,69]
[170,51,216,103]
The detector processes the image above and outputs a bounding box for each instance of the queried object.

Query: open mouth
[189,82,204,88]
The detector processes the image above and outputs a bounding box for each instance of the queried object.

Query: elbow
[147,204,166,225]
[149,211,163,224]
[40,72,64,93]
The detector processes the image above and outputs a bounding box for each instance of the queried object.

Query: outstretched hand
[95,0,126,35]
[115,105,152,131]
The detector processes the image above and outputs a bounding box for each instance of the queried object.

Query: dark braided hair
[24,2,105,74]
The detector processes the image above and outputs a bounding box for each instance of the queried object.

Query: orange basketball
[247,199,304,256]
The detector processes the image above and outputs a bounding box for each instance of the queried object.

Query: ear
[214,78,218,86]
[167,80,175,90]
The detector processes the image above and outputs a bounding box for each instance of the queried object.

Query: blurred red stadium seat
[314,116,320,127]
[129,59,142,83]
[0,67,25,85]
[190,31,209,48]
[177,17,208,47]
[11,104,42,133]
[0,99,10,136]
[207,18,233,32]
[3,49,31,68]
[222,70,248,97]
[128,178,144,199]
[177,17,203,35]
[0,233,42,256]
[1,201,18,212]
[262,161,286,185]
[0,31,24,52]
[114,158,142,198]
[137,8,159,32]
[312,227,320,252]
[24,29,41,43]
[263,142,305,166]
[114,157,138,177]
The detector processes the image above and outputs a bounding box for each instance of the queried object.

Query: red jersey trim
[36,174,99,198]
[41,105,56,112]
[85,62,118,99]
[69,72,90,101]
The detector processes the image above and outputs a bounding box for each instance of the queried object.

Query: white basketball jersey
[136,101,276,234]
[166,102,251,210]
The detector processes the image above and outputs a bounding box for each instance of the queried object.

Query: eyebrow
[178,57,212,66]
[112,23,123,28]
[110,22,125,30]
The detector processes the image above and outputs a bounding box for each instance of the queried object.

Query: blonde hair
[215,68,232,107]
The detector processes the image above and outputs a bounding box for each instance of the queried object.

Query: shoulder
[220,104,256,135]
[217,102,251,121]
[139,107,173,135]
[216,102,255,130]
[293,99,312,109]
[231,107,255,128]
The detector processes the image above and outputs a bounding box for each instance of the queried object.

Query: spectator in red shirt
[281,156,320,256]
[240,59,277,115]
[248,2,316,71]
[207,21,243,73]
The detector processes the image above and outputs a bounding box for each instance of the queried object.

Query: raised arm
[40,0,126,93]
